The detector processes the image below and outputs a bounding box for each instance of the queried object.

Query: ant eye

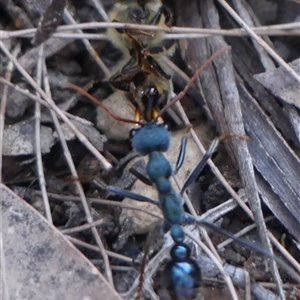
[158,123,168,130]
[130,128,139,138]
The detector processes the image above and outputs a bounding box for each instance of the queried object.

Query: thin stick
[1,22,299,40]
[186,230,239,300]
[217,216,274,249]
[63,10,111,77]
[89,0,109,21]
[244,271,251,300]
[217,0,300,81]
[0,44,20,182]
[167,63,300,277]
[60,218,114,235]
[259,282,300,289]
[230,0,275,71]
[173,174,223,261]
[157,46,231,118]
[2,27,299,41]
[0,78,93,126]
[0,42,20,300]
[0,41,112,170]
[66,236,132,263]
[177,101,300,277]
[41,58,114,287]
[35,45,52,223]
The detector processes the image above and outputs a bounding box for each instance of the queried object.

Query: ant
[68,49,300,298]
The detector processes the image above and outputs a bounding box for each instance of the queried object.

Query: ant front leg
[129,167,153,186]
[180,132,249,194]
[93,179,159,206]
[180,138,219,195]
[174,136,188,175]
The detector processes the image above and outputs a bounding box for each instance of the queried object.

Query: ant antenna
[67,82,143,126]
[156,46,231,119]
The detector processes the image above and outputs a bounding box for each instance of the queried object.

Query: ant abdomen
[164,248,201,300]
[164,225,201,300]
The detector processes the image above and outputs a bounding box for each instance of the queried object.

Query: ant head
[130,122,170,155]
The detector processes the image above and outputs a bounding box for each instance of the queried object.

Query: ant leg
[174,136,188,174]
[180,138,220,195]
[182,213,300,281]
[129,167,153,186]
[180,133,248,194]
[93,179,159,206]
[192,219,300,282]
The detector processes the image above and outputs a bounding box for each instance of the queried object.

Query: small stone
[96,91,135,141]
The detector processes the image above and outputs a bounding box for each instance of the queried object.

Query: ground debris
[3,119,54,155]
